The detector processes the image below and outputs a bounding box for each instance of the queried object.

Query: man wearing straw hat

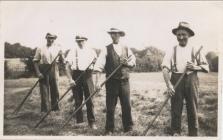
[65,35,97,129]
[161,22,209,136]
[94,28,136,134]
[33,33,63,112]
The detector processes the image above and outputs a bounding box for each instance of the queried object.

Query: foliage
[5,42,218,75]
[206,52,218,72]
[5,42,36,58]
[130,46,165,72]
[4,61,9,79]
[5,42,36,76]
[93,46,165,72]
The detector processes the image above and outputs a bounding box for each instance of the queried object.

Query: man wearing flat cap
[94,28,136,134]
[33,33,63,112]
[161,22,209,136]
[65,35,97,129]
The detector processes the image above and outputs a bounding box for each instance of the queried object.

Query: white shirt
[94,43,136,72]
[65,46,97,70]
[161,44,209,73]
[33,43,61,64]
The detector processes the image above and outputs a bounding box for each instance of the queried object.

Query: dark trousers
[39,64,59,112]
[105,78,133,132]
[71,70,95,124]
[170,72,199,136]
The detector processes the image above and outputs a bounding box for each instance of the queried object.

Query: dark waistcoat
[105,44,129,80]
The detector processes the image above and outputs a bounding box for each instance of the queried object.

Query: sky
[1,1,223,54]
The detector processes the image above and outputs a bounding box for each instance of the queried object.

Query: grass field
[4,72,218,136]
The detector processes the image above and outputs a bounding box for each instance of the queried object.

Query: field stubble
[4,72,218,136]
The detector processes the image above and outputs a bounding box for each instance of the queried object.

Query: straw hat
[45,33,57,39]
[172,22,195,37]
[107,28,125,37]
[75,35,88,41]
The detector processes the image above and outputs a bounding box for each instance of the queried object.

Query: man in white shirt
[65,35,97,129]
[161,22,209,136]
[33,33,63,112]
[94,28,136,134]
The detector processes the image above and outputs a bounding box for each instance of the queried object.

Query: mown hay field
[4,72,218,136]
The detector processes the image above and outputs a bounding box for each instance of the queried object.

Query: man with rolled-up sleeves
[33,33,63,112]
[161,22,209,136]
[65,35,97,129]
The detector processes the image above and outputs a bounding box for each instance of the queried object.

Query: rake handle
[13,54,60,114]
[143,46,203,136]
[61,55,132,129]
[34,58,97,128]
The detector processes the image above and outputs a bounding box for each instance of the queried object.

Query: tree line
[4,42,218,76]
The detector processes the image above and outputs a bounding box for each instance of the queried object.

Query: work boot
[104,130,113,135]
[173,133,181,136]
[89,122,97,130]
[124,126,133,133]
[51,104,60,111]
[75,122,85,128]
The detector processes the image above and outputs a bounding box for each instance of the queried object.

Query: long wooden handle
[34,58,97,128]
[61,55,132,129]
[142,68,187,136]
[143,46,203,136]
[13,54,60,114]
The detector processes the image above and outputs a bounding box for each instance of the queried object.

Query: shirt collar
[177,43,192,50]
[45,43,55,49]
[112,43,121,47]
[76,46,88,51]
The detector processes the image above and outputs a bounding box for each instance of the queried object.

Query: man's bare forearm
[33,62,41,75]
[199,64,209,73]
[162,68,172,88]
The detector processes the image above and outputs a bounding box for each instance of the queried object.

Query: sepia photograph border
[0,1,222,140]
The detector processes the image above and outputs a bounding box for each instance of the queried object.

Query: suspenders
[172,46,178,72]
[191,47,195,63]
[75,49,79,70]
[171,46,199,72]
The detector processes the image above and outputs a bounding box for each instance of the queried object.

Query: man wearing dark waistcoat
[161,22,209,136]
[65,35,97,129]
[94,28,136,134]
